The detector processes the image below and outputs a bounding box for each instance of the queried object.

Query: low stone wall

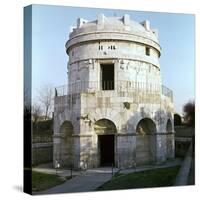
[174,142,193,186]
[32,142,53,166]
[175,138,191,157]
[174,126,194,157]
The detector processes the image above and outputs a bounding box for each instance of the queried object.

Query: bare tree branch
[32,103,42,124]
[38,85,54,120]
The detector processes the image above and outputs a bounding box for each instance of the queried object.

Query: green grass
[32,171,66,192]
[97,166,180,191]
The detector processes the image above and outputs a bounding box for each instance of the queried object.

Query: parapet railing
[162,85,173,102]
[55,81,173,101]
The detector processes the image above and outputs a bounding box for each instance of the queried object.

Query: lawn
[97,166,180,191]
[32,171,66,192]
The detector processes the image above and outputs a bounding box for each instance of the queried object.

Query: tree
[38,85,54,120]
[32,103,42,124]
[183,101,195,127]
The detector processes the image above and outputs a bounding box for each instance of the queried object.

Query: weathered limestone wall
[68,48,161,92]
[59,134,73,167]
[156,134,167,163]
[68,41,160,67]
[117,135,136,168]
[166,133,175,159]
[72,135,99,169]
[53,90,174,169]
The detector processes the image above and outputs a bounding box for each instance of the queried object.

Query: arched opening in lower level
[136,118,156,135]
[94,119,117,166]
[136,118,156,165]
[174,113,182,126]
[59,121,74,167]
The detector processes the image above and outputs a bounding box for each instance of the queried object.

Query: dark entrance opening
[101,64,114,90]
[98,135,115,166]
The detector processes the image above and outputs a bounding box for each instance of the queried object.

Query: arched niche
[59,121,74,168]
[136,118,156,135]
[135,118,156,165]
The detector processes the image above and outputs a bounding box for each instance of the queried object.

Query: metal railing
[55,85,68,97]
[102,81,115,90]
[55,81,173,101]
[32,136,53,143]
[162,85,173,101]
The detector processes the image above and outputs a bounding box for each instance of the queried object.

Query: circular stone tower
[53,14,174,169]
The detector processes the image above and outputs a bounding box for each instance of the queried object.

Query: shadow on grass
[32,171,71,192]
[97,166,180,191]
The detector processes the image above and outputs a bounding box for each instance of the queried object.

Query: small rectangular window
[99,45,103,50]
[101,64,114,90]
[146,47,150,56]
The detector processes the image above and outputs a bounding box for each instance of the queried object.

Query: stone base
[53,132,175,169]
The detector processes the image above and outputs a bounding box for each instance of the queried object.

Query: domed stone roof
[70,14,158,39]
[66,14,161,54]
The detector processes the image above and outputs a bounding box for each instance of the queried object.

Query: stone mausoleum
[53,14,174,169]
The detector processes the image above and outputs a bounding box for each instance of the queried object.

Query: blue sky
[31,4,195,114]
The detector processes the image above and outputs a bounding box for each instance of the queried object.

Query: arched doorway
[94,119,117,166]
[59,121,74,168]
[174,114,182,126]
[136,118,156,165]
